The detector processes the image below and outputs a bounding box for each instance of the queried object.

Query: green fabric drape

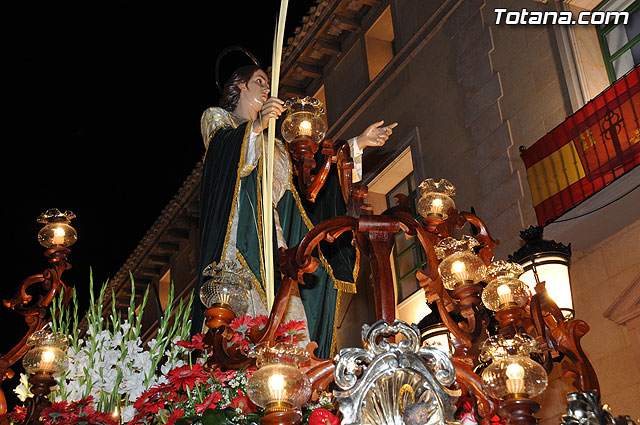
[194,122,356,359]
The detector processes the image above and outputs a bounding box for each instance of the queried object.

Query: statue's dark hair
[219,65,262,112]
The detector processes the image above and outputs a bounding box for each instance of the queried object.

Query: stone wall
[324,0,639,420]
[569,220,640,420]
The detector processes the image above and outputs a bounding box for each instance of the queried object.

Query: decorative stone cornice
[604,273,640,325]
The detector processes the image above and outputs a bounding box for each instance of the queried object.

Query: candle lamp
[481,261,530,312]
[200,261,251,329]
[417,178,456,220]
[281,96,327,144]
[247,342,311,425]
[36,209,77,249]
[480,333,547,425]
[435,236,487,290]
[22,330,69,396]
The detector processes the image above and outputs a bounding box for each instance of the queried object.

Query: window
[386,173,427,303]
[365,6,395,80]
[596,0,640,81]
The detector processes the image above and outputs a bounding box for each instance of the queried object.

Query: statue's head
[220,65,266,113]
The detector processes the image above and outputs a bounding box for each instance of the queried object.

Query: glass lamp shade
[417,178,456,219]
[199,261,251,315]
[435,236,487,290]
[480,333,547,400]
[281,96,327,143]
[247,342,312,410]
[481,261,530,311]
[36,209,77,248]
[22,330,69,375]
[509,226,573,318]
[519,255,573,319]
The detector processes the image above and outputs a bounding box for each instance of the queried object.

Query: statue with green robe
[193,64,396,358]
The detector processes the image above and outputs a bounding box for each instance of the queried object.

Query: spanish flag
[522,65,640,225]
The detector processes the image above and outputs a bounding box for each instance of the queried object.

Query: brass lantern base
[205,303,235,329]
[261,401,301,425]
[499,397,540,425]
[28,373,57,397]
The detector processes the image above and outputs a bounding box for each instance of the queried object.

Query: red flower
[41,401,72,422]
[7,406,27,422]
[213,368,237,384]
[166,408,185,425]
[134,389,165,414]
[245,365,257,378]
[176,333,206,351]
[167,363,207,391]
[195,391,223,414]
[228,332,251,352]
[309,408,340,425]
[230,390,257,413]
[276,319,306,343]
[249,315,268,329]
[230,315,255,334]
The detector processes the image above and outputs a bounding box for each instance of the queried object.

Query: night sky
[2,1,316,409]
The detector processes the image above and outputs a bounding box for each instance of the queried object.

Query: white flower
[120,320,132,335]
[13,373,33,402]
[121,405,136,423]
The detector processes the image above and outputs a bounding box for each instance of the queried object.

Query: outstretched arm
[347,121,398,182]
[355,120,398,150]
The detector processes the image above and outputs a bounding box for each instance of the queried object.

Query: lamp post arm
[0,247,73,417]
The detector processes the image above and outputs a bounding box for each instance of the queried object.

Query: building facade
[105,0,640,421]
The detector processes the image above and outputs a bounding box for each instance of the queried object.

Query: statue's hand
[253,97,285,133]
[356,121,398,150]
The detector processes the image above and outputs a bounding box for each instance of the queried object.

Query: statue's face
[238,69,270,114]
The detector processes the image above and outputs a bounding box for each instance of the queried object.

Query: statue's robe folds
[192,107,358,358]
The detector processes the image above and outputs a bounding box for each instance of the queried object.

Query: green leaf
[201,408,234,425]
[246,412,263,423]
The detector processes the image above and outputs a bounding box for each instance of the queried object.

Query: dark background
[1,1,316,410]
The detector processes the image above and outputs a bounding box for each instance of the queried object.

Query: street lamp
[509,226,574,319]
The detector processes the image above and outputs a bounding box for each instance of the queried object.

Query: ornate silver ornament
[334,320,459,425]
[561,391,637,425]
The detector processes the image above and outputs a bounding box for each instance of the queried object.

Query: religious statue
[193,56,396,358]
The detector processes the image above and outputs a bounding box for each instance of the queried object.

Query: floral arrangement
[124,314,327,425]
[4,275,341,425]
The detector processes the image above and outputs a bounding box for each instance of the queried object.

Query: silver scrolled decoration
[417,346,456,387]
[334,320,458,425]
[362,319,421,355]
[561,391,637,425]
